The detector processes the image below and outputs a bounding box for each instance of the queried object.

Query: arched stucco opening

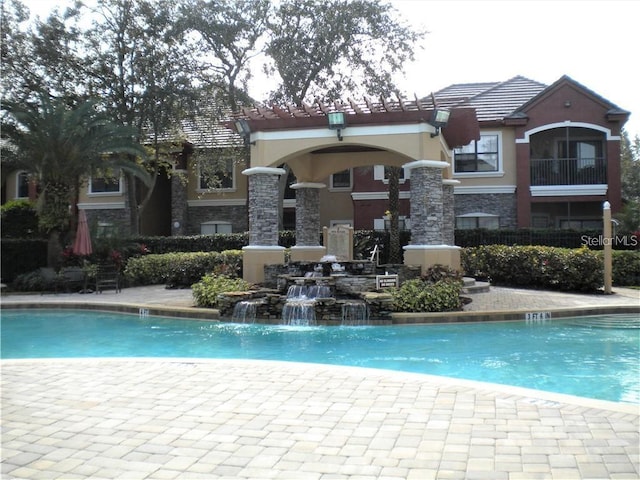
[228,99,479,284]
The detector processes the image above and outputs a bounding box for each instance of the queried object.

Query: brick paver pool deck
[1,286,639,479]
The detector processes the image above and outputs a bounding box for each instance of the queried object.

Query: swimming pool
[2,309,638,403]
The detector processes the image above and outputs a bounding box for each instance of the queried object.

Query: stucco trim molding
[530,185,608,196]
[351,191,411,201]
[188,199,246,207]
[442,179,461,186]
[516,121,618,143]
[77,202,125,210]
[403,160,450,170]
[242,245,287,251]
[242,167,287,176]
[403,245,462,251]
[454,185,516,194]
[290,182,326,189]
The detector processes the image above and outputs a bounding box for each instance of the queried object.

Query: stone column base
[403,245,462,275]
[243,246,286,285]
[289,245,327,263]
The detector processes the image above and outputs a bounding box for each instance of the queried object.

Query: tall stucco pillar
[242,167,286,284]
[442,179,460,246]
[289,182,327,262]
[171,168,188,236]
[403,160,461,273]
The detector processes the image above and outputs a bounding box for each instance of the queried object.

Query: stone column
[289,182,327,262]
[242,167,287,284]
[403,160,461,273]
[442,179,460,246]
[171,168,188,236]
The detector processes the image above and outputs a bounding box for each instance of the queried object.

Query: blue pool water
[1,310,638,403]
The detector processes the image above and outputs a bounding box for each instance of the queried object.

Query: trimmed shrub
[462,245,602,292]
[611,250,640,286]
[390,278,463,313]
[1,238,48,283]
[0,199,40,239]
[123,250,243,287]
[192,274,251,308]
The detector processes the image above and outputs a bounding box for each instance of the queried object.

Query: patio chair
[61,267,87,293]
[39,267,62,293]
[95,264,121,294]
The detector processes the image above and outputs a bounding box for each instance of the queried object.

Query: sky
[19,0,640,139]
[389,0,640,139]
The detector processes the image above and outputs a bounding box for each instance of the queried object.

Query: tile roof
[433,75,547,122]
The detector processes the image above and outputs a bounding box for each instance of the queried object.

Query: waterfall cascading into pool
[282,284,331,326]
[341,301,370,326]
[231,300,260,323]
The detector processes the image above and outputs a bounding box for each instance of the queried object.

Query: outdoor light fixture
[234,118,255,146]
[327,111,346,141]
[429,108,451,138]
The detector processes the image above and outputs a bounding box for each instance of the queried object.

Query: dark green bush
[192,274,251,308]
[1,238,48,283]
[462,245,603,292]
[123,250,243,287]
[610,250,640,286]
[0,199,40,239]
[390,278,463,313]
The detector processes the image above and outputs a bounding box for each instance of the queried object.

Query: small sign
[525,312,551,323]
[376,274,399,289]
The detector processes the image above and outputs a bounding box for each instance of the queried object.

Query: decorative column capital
[242,166,287,176]
[403,159,450,171]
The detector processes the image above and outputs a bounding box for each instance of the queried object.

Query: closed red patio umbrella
[73,209,93,256]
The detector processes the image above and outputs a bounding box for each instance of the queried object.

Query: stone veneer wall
[84,208,131,236]
[409,166,443,244]
[295,188,321,246]
[186,205,248,235]
[454,193,517,229]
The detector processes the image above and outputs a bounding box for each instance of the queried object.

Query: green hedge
[610,250,640,286]
[461,245,640,290]
[123,250,243,287]
[390,278,463,313]
[1,238,48,283]
[192,274,251,308]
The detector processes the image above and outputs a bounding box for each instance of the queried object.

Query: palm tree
[387,165,402,264]
[2,92,151,267]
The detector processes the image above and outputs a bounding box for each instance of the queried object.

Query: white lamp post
[603,201,612,294]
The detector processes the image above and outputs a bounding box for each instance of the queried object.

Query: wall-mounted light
[234,118,255,146]
[327,111,346,141]
[429,108,451,138]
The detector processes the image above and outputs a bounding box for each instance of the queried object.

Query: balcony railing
[530,157,607,186]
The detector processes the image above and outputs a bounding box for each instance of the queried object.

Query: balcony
[530,157,607,186]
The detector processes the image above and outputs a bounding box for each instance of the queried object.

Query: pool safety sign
[525,311,551,323]
[376,274,399,289]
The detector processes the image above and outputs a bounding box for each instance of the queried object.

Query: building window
[374,216,410,231]
[373,165,407,183]
[201,222,232,234]
[198,157,234,191]
[454,134,500,173]
[16,171,30,198]
[96,222,117,238]
[330,169,352,189]
[456,214,500,229]
[559,219,601,230]
[89,171,122,194]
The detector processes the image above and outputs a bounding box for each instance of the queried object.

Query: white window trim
[373,165,409,184]
[196,160,237,193]
[452,131,504,178]
[200,221,233,234]
[15,171,29,199]
[88,172,123,196]
[329,169,353,191]
[330,219,353,227]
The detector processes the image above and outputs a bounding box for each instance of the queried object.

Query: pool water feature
[1,310,638,403]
